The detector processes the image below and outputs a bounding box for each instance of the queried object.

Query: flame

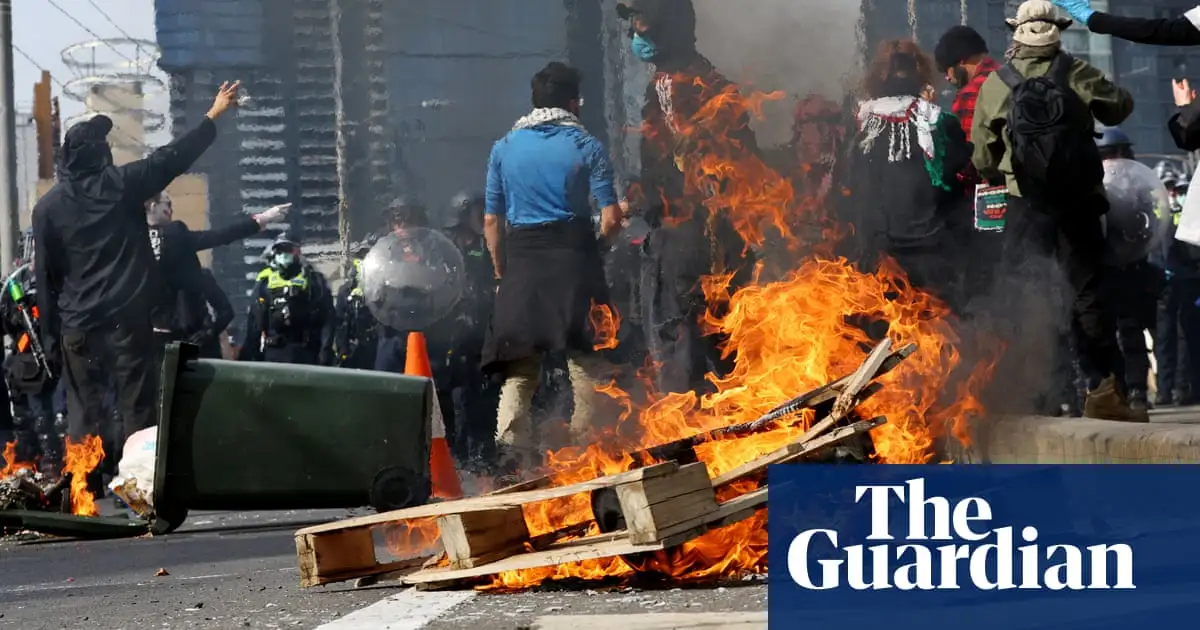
[379,518,442,560]
[403,77,1000,590]
[62,436,105,517]
[589,301,621,352]
[1,441,36,478]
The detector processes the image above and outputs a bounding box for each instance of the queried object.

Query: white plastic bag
[108,427,157,517]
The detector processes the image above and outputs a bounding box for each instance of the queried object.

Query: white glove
[254,203,292,227]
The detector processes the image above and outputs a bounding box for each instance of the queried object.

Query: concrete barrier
[979,416,1200,464]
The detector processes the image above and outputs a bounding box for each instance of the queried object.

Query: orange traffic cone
[405,331,463,500]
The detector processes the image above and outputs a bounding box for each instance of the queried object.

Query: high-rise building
[154,0,390,328]
[153,0,608,335]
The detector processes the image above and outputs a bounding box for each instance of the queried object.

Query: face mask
[632,33,658,62]
[949,66,970,89]
[273,252,296,268]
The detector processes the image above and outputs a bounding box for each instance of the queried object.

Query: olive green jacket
[970,47,1134,197]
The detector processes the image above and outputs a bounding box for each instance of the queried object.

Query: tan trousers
[495,352,612,454]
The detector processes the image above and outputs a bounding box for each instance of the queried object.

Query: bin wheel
[371,466,431,512]
[150,504,188,536]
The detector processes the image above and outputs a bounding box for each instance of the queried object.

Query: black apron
[482,219,610,373]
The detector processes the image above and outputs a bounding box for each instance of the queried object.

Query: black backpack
[998,54,1104,203]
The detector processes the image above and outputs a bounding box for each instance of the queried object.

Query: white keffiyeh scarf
[856,96,942,163]
[512,107,585,131]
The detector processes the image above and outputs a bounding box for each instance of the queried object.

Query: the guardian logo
[787,478,1135,591]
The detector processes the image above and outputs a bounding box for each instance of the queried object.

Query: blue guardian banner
[767,465,1200,629]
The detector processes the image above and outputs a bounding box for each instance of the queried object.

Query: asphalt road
[0,509,387,629]
[0,507,767,630]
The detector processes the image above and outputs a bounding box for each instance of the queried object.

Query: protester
[616,0,756,396]
[972,0,1138,421]
[145,192,290,356]
[332,242,378,369]
[238,234,334,365]
[32,81,241,464]
[1096,127,1162,416]
[787,95,847,208]
[1054,0,1200,46]
[481,61,621,470]
[935,26,1001,144]
[935,25,1004,305]
[841,39,972,309]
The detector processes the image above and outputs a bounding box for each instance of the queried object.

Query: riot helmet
[448,190,486,233]
[1096,126,1134,160]
[387,195,430,232]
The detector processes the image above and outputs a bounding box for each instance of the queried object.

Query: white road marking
[316,588,477,630]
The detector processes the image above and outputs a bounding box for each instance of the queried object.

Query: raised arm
[118,81,241,206]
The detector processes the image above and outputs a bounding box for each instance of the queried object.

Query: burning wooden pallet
[294,340,912,589]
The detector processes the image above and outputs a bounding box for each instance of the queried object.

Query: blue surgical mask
[631,33,658,62]
[273,252,296,268]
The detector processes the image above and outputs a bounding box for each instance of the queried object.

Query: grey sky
[13,0,165,141]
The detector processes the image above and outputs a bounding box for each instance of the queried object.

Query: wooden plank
[296,527,380,588]
[296,462,680,537]
[832,339,893,420]
[615,462,717,544]
[438,507,530,570]
[403,488,768,587]
[755,342,916,422]
[710,416,886,487]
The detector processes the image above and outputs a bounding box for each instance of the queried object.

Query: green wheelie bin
[151,343,432,534]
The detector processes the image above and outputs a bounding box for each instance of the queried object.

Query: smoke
[692,0,863,147]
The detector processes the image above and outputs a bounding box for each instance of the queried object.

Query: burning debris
[1,434,108,524]
[294,339,914,591]
[0,468,68,513]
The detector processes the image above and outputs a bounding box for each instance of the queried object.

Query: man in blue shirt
[481,62,623,471]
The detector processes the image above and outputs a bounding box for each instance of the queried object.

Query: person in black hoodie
[617,0,757,396]
[32,81,239,455]
[145,192,290,357]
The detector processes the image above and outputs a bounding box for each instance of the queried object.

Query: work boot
[1154,391,1174,407]
[1084,376,1149,423]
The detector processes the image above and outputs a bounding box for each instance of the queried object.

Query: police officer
[374,196,432,374]
[1152,162,1200,406]
[1097,127,1161,418]
[333,240,379,369]
[1,230,65,476]
[239,234,334,365]
[443,191,498,463]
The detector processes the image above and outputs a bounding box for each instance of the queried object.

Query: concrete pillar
[84,81,146,166]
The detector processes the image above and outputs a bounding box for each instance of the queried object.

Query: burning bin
[151,343,432,534]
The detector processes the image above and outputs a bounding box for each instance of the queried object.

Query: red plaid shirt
[952,57,1000,142]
